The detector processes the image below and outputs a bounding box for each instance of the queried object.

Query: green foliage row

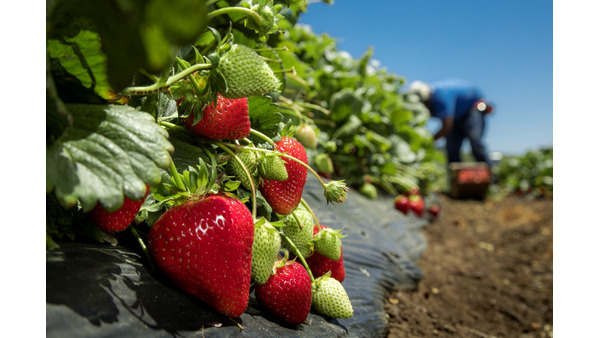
[493,147,553,198]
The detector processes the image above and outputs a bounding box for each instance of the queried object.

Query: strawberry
[314,153,334,175]
[280,204,314,259]
[217,44,280,99]
[358,182,377,199]
[251,218,282,285]
[254,260,312,326]
[306,225,345,282]
[147,194,254,318]
[313,227,343,261]
[405,187,421,196]
[259,137,308,215]
[295,124,317,150]
[427,204,441,219]
[89,185,149,233]
[182,94,250,140]
[258,153,288,181]
[408,194,425,217]
[311,273,353,319]
[227,149,259,190]
[394,195,409,215]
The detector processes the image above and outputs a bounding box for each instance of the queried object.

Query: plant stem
[214,141,258,219]
[122,63,213,95]
[169,160,186,191]
[130,226,156,274]
[299,102,330,115]
[249,128,276,148]
[207,7,262,24]
[224,144,328,190]
[176,57,203,94]
[301,198,322,232]
[280,232,315,282]
[253,46,288,53]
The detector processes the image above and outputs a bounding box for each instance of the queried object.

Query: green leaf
[248,96,284,140]
[47,104,174,212]
[329,89,363,122]
[47,0,208,91]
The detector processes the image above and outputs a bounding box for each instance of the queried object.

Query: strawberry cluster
[81,38,354,327]
[394,188,440,220]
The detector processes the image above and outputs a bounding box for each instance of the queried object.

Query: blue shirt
[429,79,484,120]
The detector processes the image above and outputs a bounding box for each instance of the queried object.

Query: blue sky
[298,0,553,156]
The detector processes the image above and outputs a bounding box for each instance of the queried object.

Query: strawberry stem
[249,128,276,149]
[271,67,295,74]
[207,7,263,24]
[253,46,288,53]
[219,143,349,204]
[223,144,327,188]
[130,226,156,274]
[214,141,258,219]
[280,232,315,282]
[300,198,323,232]
[122,63,213,96]
[176,57,203,94]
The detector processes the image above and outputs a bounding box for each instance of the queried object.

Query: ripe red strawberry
[254,260,312,326]
[182,94,250,140]
[147,194,254,318]
[394,195,409,215]
[408,194,425,217]
[89,185,149,233]
[428,204,441,219]
[306,225,345,282]
[259,137,308,215]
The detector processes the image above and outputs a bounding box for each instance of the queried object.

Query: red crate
[449,162,490,199]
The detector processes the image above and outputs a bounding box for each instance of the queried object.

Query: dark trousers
[446,109,491,167]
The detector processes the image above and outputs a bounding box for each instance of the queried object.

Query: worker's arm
[434,116,453,140]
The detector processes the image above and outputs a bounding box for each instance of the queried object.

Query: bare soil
[385,194,553,337]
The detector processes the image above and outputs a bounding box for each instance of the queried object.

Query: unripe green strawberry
[314,153,334,174]
[313,227,343,261]
[359,182,378,199]
[227,150,259,190]
[312,273,353,319]
[295,124,317,150]
[251,218,282,285]
[281,205,314,258]
[218,44,280,99]
[258,153,288,181]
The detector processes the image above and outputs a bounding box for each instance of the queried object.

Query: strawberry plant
[46,0,357,324]
[46,0,448,327]
[493,147,553,198]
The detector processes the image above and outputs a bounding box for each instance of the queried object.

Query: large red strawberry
[182,94,250,140]
[408,194,425,217]
[148,194,254,318]
[89,185,149,233]
[254,260,312,326]
[259,137,308,215]
[394,195,409,215]
[306,225,345,282]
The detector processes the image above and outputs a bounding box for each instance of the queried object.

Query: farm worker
[409,79,494,168]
